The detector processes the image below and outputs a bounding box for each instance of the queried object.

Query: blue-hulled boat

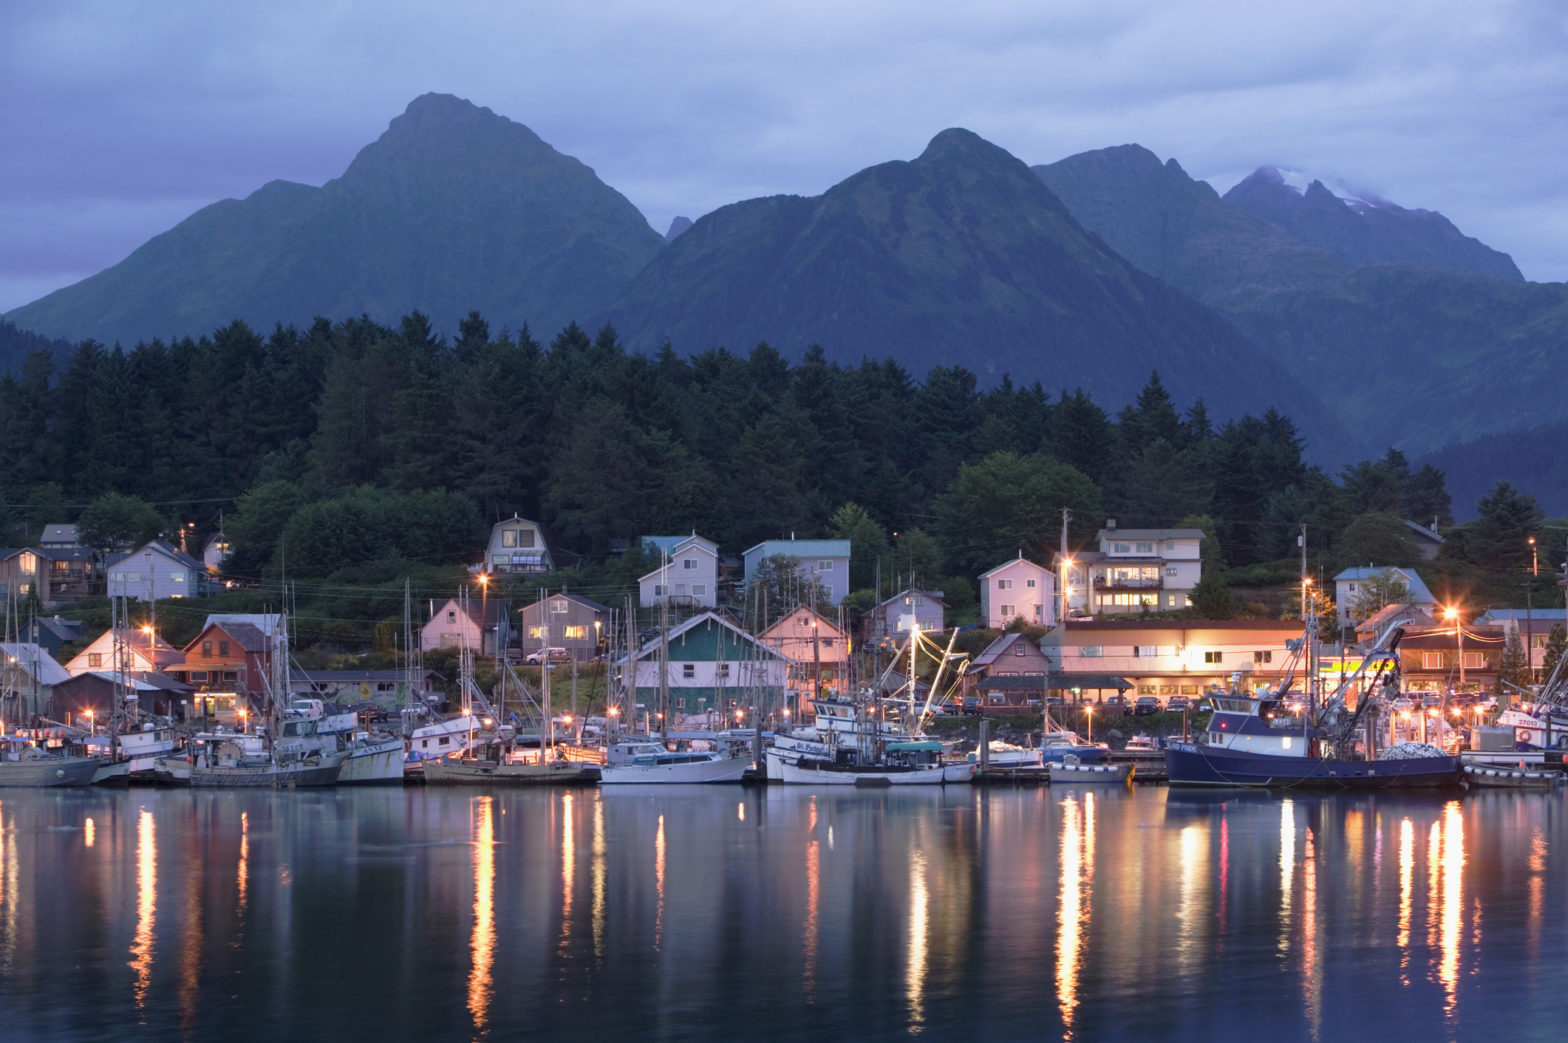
[1165,619,1463,791]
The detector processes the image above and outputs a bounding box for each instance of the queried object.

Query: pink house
[758,606,849,715]
[978,554,1056,629]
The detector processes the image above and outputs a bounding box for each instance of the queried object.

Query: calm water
[0,784,1564,1042]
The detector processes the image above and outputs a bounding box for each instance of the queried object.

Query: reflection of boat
[423,755,599,786]
[0,733,101,787]
[1462,762,1564,790]
[600,739,750,784]
[1165,615,1462,791]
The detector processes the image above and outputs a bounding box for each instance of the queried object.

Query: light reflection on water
[0,787,1562,1041]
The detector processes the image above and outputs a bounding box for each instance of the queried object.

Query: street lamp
[1084,704,1093,744]
[1444,605,1464,690]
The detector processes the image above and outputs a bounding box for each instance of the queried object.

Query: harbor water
[0,785,1564,1041]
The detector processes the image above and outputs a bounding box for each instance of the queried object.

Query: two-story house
[104,541,211,602]
[978,554,1056,629]
[966,632,1053,710]
[864,588,946,645]
[64,627,184,676]
[625,611,789,721]
[169,620,274,719]
[421,596,514,656]
[519,593,609,662]
[1065,523,1204,616]
[757,606,849,714]
[1398,619,1503,696]
[35,545,96,607]
[742,539,851,606]
[1041,619,1304,702]
[0,549,42,606]
[483,515,578,575]
[638,534,719,610]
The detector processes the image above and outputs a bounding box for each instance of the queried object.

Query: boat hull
[337,738,405,784]
[189,759,344,788]
[422,759,600,786]
[1048,762,1133,784]
[764,749,956,785]
[1164,741,1463,790]
[600,755,750,785]
[1463,763,1564,790]
[0,756,101,788]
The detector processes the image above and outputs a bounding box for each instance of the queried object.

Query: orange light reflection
[467,796,495,1032]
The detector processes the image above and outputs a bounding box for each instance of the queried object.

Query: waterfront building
[1041,619,1304,701]
[757,606,848,714]
[978,554,1056,629]
[966,632,1051,710]
[1064,522,1203,615]
[626,611,789,720]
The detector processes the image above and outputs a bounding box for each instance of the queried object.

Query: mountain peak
[916,127,1007,164]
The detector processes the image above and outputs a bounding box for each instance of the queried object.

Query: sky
[3,0,1566,314]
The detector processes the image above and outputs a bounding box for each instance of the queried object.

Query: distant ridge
[5,93,665,344]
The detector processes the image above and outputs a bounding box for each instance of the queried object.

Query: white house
[105,541,210,602]
[742,539,851,606]
[978,554,1057,628]
[638,534,719,610]
[483,515,557,574]
[1064,524,1204,615]
[64,628,184,676]
[1333,567,1438,629]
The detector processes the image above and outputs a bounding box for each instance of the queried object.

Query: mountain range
[7,93,1566,499]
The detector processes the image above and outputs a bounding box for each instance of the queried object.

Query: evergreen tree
[1542,623,1566,681]
[1499,623,1532,689]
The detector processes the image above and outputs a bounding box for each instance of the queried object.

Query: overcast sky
[3,0,1564,314]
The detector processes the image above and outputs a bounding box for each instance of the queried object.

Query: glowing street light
[1084,704,1093,744]
[1444,605,1465,689]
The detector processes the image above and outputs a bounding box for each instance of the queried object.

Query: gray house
[519,593,610,662]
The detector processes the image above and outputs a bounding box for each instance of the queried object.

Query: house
[50,670,194,722]
[21,615,85,659]
[625,612,790,721]
[0,643,72,722]
[1353,603,1434,646]
[1333,567,1438,629]
[483,514,577,575]
[518,593,609,662]
[865,588,946,645]
[104,540,212,602]
[1063,523,1204,615]
[638,534,720,610]
[421,596,514,657]
[64,628,184,676]
[967,632,1053,710]
[288,668,443,705]
[37,523,80,549]
[203,532,232,572]
[1040,619,1305,701]
[978,554,1056,629]
[758,606,850,713]
[35,545,96,607]
[202,613,284,639]
[742,539,851,606]
[167,620,275,719]
[1404,520,1445,561]
[1397,620,1504,696]
[1479,608,1567,681]
[0,549,42,605]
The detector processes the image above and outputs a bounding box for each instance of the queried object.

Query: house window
[821,638,834,648]
[1166,567,1178,577]
[653,584,666,596]
[564,626,586,639]
[682,664,695,679]
[1136,541,1154,554]
[1422,652,1443,670]
[528,626,544,639]
[682,558,697,570]
[447,611,456,623]
[1166,540,1176,550]
[171,572,183,582]
[190,671,208,682]
[998,604,1013,617]
[1026,579,1036,588]
[550,601,568,614]
[1081,646,1102,658]
[1013,644,1026,656]
[1204,651,1223,664]
[1135,646,1156,657]
[1113,542,1130,554]
[675,698,686,709]
[717,664,731,678]
[219,641,230,657]
[997,579,1013,590]
[202,640,212,657]
[1462,652,1486,670]
[692,584,707,596]
[817,560,833,571]
[1254,651,1272,664]
[88,653,103,668]
[439,735,450,746]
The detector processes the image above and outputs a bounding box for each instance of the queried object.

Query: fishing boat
[598,738,750,784]
[0,731,101,787]
[1165,615,1463,790]
[766,624,975,785]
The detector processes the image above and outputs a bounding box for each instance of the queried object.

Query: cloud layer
[3,0,1564,314]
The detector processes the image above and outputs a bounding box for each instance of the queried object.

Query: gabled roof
[971,632,1042,668]
[80,670,195,694]
[1403,519,1444,544]
[38,523,79,545]
[521,592,607,615]
[641,533,717,558]
[193,620,270,653]
[633,611,789,662]
[107,540,205,574]
[203,613,282,637]
[743,539,851,560]
[875,588,946,611]
[1097,528,1204,541]
[0,644,71,686]
[979,554,1051,579]
[431,596,515,629]
[34,617,85,642]
[758,606,846,641]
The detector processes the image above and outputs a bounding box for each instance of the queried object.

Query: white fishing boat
[599,739,750,784]
[0,732,101,787]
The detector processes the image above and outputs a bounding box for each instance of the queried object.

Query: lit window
[564,626,586,639]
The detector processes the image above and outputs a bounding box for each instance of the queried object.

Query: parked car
[1166,696,1190,713]
[1134,695,1161,716]
[1101,695,1130,715]
[525,647,572,665]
